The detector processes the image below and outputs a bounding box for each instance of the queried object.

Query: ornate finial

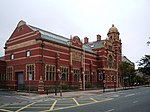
[112,24,114,27]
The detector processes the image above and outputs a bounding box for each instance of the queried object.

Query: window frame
[10,53,14,60]
[73,69,80,82]
[6,66,13,80]
[60,66,69,81]
[26,50,30,57]
[46,65,56,81]
[26,64,35,80]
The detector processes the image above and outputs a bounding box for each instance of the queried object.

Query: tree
[120,62,135,86]
[138,55,150,76]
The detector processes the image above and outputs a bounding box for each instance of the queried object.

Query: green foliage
[120,62,135,86]
[133,75,145,85]
[138,55,150,76]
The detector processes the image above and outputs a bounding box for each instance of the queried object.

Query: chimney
[97,34,101,41]
[84,37,89,44]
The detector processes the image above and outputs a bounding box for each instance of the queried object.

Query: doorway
[16,72,24,90]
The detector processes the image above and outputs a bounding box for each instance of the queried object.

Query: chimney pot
[84,37,89,44]
[97,34,101,41]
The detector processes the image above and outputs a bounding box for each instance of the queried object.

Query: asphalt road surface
[52,87,150,112]
[0,87,150,112]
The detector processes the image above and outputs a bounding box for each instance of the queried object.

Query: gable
[71,36,82,48]
[7,20,35,43]
[5,20,41,49]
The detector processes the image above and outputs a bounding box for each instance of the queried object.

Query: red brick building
[0,21,122,92]
[0,57,6,88]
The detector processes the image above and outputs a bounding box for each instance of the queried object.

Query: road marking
[125,93,135,97]
[105,109,115,112]
[41,97,113,112]
[0,104,9,108]
[15,102,36,112]
[49,100,57,111]
[0,108,13,112]
[72,98,80,106]
[90,98,98,102]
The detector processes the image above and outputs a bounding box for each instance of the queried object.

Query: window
[74,69,80,81]
[99,72,103,80]
[0,73,2,80]
[10,53,14,60]
[85,71,89,81]
[46,65,55,81]
[26,64,34,80]
[26,50,30,57]
[60,67,69,81]
[112,75,114,82]
[108,55,113,68]
[0,73,5,81]
[108,45,112,50]
[6,66,13,80]
[0,73,1,80]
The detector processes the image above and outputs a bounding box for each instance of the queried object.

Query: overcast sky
[1,0,150,68]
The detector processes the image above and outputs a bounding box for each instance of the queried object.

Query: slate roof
[85,40,105,49]
[122,56,134,66]
[29,25,69,45]
[29,25,96,54]
[0,56,5,61]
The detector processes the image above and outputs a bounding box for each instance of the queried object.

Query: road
[52,87,150,112]
[0,87,149,112]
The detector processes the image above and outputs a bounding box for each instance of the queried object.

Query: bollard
[55,88,57,96]
[60,90,62,97]
[47,89,48,95]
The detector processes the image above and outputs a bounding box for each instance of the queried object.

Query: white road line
[105,109,115,112]
[124,93,135,97]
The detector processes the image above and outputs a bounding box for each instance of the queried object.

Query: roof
[85,40,105,49]
[0,56,5,61]
[29,25,69,45]
[28,25,95,54]
[107,24,119,35]
[122,56,134,66]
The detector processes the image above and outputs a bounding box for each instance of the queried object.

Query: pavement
[0,86,149,112]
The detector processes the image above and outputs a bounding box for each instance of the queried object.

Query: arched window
[74,69,80,81]
[61,73,66,81]
[60,67,69,81]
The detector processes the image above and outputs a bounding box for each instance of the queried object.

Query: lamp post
[82,46,85,91]
[147,37,150,46]
[102,71,105,93]
[113,76,116,92]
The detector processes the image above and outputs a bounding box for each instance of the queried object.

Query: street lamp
[147,41,150,46]
[113,76,116,92]
[147,37,150,46]
[83,47,85,91]
[102,71,105,93]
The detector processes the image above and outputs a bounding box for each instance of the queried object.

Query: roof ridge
[28,25,69,40]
